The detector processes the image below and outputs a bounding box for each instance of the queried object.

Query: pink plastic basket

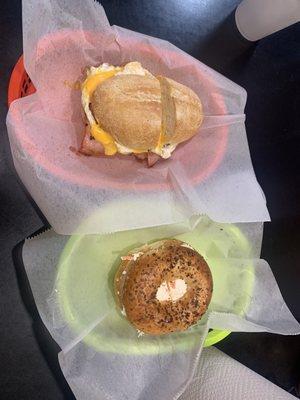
[8,35,228,191]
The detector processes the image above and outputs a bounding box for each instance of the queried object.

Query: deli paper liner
[181,346,296,400]
[22,217,299,400]
[6,0,270,234]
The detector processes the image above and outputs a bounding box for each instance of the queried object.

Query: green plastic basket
[55,221,254,355]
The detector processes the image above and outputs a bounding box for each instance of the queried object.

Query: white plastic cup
[235,0,300,41]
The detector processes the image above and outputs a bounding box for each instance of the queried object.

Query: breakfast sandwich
[79,62,203,166]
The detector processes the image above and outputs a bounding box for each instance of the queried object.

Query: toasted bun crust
[90,73,203,152]
[114,239,213,335]
[159,77,203,145]
[91,75,162,151]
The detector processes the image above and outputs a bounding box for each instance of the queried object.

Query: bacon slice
[147,152,160,167]
[134,153,148,161]
[78,126,161,166]
[134,152,160,167]
[78,126,104,156]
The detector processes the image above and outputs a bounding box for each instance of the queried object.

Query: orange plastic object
[8,56,36,107]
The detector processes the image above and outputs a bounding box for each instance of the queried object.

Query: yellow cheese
[83,68,122,97]
[82,65,164,157]
[91,124,117,156]
[156,128,165,150]
[82,69,122,155]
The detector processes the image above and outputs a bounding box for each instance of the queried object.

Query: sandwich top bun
[80,62,203,163]
[114,239,213,335]
[92,74,162,152]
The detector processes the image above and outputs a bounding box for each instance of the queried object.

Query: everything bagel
[114,239,213,335]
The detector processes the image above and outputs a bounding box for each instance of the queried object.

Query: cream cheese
[156,279,187,302]
[181,243,195,250]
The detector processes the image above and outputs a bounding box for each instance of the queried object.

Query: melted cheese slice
[82,67,121,155]
[82,68,122,95]
[90,124,117,156]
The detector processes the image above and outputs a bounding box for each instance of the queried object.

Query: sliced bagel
[115,239,213,335]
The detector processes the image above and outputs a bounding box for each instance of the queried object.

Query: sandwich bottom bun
[114,239,213,335]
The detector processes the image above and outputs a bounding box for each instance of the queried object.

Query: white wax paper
[22,218,299,400]
[181,347,296,400]
[6,0,270,234]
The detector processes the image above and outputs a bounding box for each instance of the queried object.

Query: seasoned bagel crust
[115,239,213,335]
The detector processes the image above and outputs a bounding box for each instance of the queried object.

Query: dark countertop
[0,0,299,399]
